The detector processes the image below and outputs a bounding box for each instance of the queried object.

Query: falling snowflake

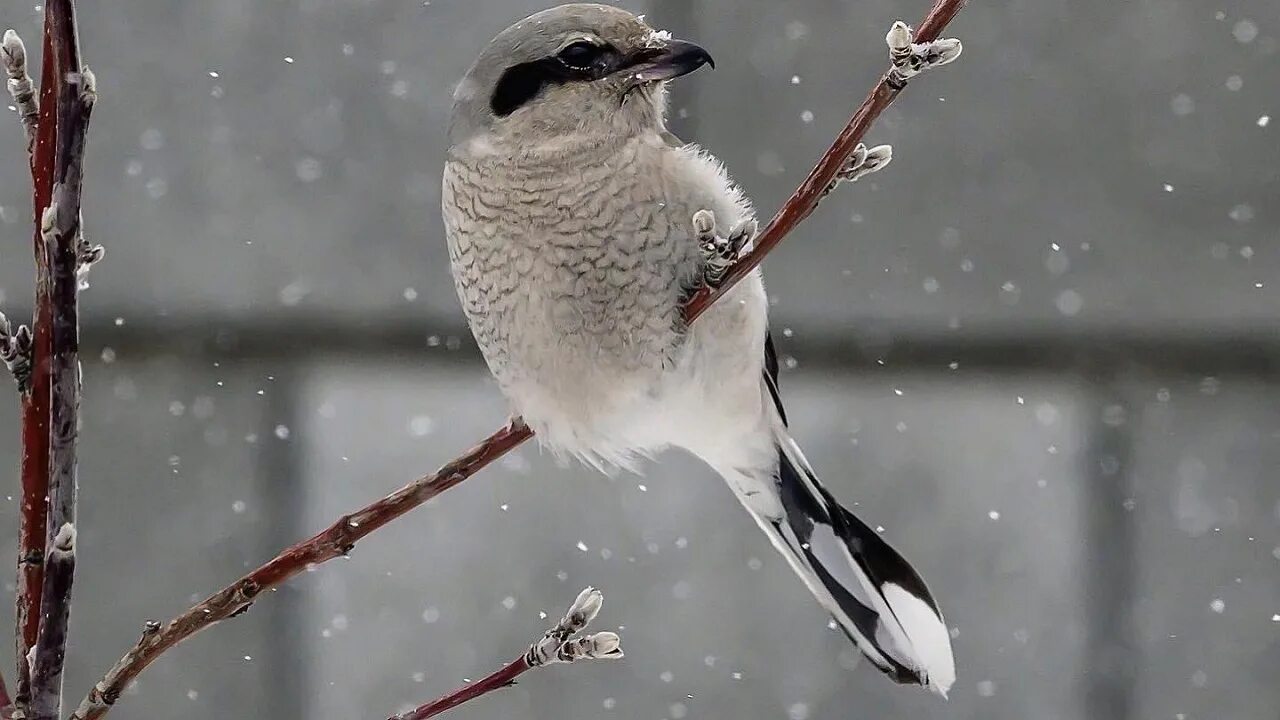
[1232,19,1258,43]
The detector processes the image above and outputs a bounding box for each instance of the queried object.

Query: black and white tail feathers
[771,433,955,693]
[758,334,955,694]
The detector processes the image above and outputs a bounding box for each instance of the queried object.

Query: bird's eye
[557,41,601,70]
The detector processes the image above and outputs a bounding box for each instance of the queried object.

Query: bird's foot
[885,20,963,90]
[693,209,756,289]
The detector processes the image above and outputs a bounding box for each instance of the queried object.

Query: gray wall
[0,1,1277,719]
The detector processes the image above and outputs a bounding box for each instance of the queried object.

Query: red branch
[68,422,533,720]
[392,586,620,719]
[6,3,92,718]
[71,2,968,718]
[682,0,967,322]
[15,12,59,714]
[28,527,75,720]
[390,658,529,720]
[29,2,91,719]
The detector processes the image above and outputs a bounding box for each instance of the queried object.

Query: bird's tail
[725,427,956,695]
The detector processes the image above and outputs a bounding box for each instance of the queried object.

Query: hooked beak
[626,39,715,83]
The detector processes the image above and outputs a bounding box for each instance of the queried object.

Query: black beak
[627,39,715,83]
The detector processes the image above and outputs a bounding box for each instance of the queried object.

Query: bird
[442,3,955,695]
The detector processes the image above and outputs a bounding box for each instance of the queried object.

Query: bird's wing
[763,330,787,427]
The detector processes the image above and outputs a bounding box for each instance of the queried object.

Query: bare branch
[68,421,534,720]
[24,3,93,719]
[2,29,38,153]
[28,525,75,720]
[389,588,622,720]
[14,12,60,714]
[681,1,965,322]
[73,3,968,717]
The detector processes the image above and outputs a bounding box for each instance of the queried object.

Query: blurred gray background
[0,0,1278,719]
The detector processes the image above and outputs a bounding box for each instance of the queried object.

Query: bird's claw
[693,209,756,289]
[885,20,962,90]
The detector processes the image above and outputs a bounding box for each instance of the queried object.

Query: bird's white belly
[502,272,769,469]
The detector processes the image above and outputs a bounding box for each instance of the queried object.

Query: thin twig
[13,13,60,716]
[395,657,528,720]
[68,421,534,720]
[28,526,75,720]
[16,3,92,719]
[2,29,38,153]
[681,0,967,322]
[389,588,622,720]
[44,0,92,606]
[72,3,967,717]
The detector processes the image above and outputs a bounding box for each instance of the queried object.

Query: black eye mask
[489,42,623,117]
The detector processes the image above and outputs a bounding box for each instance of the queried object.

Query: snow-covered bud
[53,523,76,553]
[41,202,58,238]
[565,586,603,629]
[2,29,27,75]
[885,21,912,55]
[582,631,623,659]
[526,587,623,667]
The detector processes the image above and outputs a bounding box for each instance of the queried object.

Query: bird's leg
[822,142,893,197]
[693,209,757,289]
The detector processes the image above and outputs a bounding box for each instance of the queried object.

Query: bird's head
[449,3,714,154]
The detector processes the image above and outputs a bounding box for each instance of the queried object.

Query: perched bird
[443,3,955,694]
